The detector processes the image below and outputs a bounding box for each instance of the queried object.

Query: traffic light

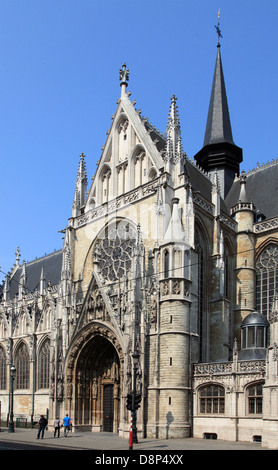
[126,393,132,410]
[126,392,141,411]
[134,393,141,410]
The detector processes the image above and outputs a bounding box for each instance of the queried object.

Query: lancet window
[164,249,170,278]
[194,230,205,362]
[15,342,30,390]
[131,146,146,188]
[0,346,6,390]
[99,165,111,204]
[38,338,50,389]
[256,243,278,318]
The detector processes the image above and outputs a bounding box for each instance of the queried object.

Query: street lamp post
[8,365,16,433]
[132,351,139,444]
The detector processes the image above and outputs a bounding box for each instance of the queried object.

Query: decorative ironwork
[214,9,223,45]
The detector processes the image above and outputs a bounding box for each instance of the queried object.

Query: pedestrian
[63,414,71,436]
[37,415,48,439]
[54,417,61,438]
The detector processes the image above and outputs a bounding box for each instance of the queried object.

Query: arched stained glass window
[256,243,278,318]
[15,342,29,390]
[38,338,50,389]
[195,230,205,362]
[0,346,7,390]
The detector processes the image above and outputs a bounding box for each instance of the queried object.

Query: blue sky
[0,0,278,282]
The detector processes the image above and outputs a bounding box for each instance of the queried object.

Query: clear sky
[0,0,278,283]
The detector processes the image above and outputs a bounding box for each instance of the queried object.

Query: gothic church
[1,39,278,449]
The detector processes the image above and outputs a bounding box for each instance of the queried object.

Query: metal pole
[8,366,16,433]
[132,357,138,443]
[129,414,133,450]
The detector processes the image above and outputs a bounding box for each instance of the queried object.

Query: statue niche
[86,288,109,322]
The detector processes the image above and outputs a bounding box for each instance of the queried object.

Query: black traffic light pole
[132,352,138,444]
[127,387,142,449]
[128,247,142,449]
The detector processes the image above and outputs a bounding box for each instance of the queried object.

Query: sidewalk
[0,427,267,451]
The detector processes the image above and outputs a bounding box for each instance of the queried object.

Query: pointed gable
[85,64,164,209]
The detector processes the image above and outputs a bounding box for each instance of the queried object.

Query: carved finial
[238,170,248,203]
[77,153,87,181]
[212,168,220,194]
[15,246,21,266]
[233,337,238,355]
[164,95,184,164]
[119,63,129,86]
[240,169,247,184]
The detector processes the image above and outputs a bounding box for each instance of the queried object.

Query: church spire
[204,12,233,146]
[203,42,234,147]
[194,14,242,199]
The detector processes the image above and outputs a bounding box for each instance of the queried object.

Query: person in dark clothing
[37,415,48,439]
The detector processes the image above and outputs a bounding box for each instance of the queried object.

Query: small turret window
[241,313,269,350]
[164,250,169,278]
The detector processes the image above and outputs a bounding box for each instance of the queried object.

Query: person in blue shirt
[63,414,71,436]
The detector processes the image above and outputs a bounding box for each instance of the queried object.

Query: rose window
[97,223,136,282]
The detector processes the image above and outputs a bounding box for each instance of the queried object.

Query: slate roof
[144,119,230,215]
[225,161,278,220]
[5,250,63,300]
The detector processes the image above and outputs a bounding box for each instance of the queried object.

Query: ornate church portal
[65,326,122,433]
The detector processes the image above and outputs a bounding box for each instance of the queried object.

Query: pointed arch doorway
[73,333,121,433]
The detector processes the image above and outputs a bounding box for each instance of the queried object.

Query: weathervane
[214,9,223,45]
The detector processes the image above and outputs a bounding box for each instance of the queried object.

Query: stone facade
[1,47,278,449]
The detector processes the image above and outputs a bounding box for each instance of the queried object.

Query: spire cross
[214,9,223,45]
[171,94,177,104]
